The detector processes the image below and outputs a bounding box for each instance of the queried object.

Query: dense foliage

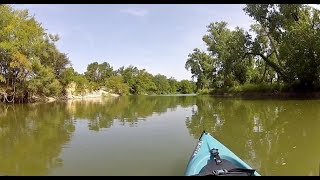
[0,5,71,103]
[3,4,319,103]
[0,5,195,103]
[186,4,320,93]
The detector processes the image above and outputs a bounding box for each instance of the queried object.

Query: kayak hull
[184,131,261,176]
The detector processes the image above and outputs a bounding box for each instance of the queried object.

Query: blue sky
[12,4,255,80]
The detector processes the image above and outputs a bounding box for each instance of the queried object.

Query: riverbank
[28,89,120,104]
[197,83,320,99]
[65,89,119,100]
[58,83,120,102]
[205,91,320,99]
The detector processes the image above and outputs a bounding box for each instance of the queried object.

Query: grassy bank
[197,83,320,99]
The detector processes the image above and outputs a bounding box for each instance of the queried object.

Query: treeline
[63,62,196,96]
[0,5,195,103]
[185,4,320,94]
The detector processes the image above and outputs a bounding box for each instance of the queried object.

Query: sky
[11,4,320,81]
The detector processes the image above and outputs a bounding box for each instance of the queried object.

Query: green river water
[0,95,319,176]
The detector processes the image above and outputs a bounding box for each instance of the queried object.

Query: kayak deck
[185,131,261,176]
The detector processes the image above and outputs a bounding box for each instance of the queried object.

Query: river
[0,95,319,176]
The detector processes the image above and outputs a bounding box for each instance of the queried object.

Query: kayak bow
[185,131,261,176]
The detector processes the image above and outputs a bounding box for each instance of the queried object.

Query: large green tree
[105,75,130,95]
[117,65,139,94]
[185,48,216,90]
[178,80,195,94]
[244,4,320,89]
[84,62,114,86]
[133,69,156,95]
[153,74,171,94]
[186,4,320,92]
[0,5,70,103]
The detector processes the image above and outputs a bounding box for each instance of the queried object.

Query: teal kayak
[185,131,261,176]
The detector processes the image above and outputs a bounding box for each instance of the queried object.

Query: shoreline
[4,91,320,104]
[206,91,320,100]
[37,90,120,103]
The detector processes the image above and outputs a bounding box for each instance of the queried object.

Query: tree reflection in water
[1,96,319,175]
[186,97,320,176]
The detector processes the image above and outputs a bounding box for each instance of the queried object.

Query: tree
[179,80,194,94]
[117,65,139,94]
[244,4,320,89]
[36,34,70,78]
[133,69,156,95]
[60,67,77,86]
[185,48,216,91]
[105,75,130,95]
[185,4,320,92]
[202,22,251,88]
[71,73,90,95]
[168,77,179,93]
[84,62,114,85]
[27,60,62,97]
[0,5,69,102]
[153,74,171,94]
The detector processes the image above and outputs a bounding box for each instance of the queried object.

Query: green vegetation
[0,5,195,103]
[2,4,319,103]
[186,4,320,94]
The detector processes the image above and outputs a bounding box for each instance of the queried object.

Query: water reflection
[0,96,197,175]
[0,96,319,175]
[186,97,320,176]
[66,96,197,130]
[0,103,74,175]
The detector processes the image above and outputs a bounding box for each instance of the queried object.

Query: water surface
[0,96,319,176]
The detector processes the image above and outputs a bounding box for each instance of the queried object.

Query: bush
[197,88,213,95]
[228,83,283,93]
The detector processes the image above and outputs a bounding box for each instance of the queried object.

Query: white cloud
[120,8,148,17]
